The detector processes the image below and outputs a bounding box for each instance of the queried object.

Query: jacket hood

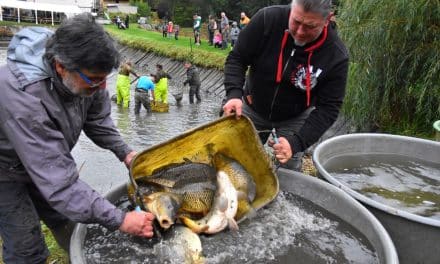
[7,27,54,87]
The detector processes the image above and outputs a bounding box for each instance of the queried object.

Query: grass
[105,24,229,70]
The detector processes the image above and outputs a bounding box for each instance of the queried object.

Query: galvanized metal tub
[70,169,398,263]
[313,133,440,264]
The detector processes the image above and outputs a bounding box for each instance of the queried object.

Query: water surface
[325,153,440,219]
[83,192,379,264]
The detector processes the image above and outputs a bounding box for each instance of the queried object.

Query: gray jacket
[230,27,240,41]
[0,27,130,230]
[183,65,201,86]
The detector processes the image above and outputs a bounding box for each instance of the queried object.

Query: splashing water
[84,192,378,263]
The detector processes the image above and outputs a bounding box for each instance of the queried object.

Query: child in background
[213,30,222,48]
[230,21,240,49]
[174,24,180,40]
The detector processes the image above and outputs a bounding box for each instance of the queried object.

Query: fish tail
[179,216,209,234]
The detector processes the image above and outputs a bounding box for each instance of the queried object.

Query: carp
[140,161,217,215]
[142,161,217,189]
[154,225,205,264]
[180,171,239,234]
[143,192,182,230]
[163,182,216,215]
[212,153,257,220]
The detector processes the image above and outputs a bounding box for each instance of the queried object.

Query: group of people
[115,60,202,114]
[116,63,171,113]
[115,15,130,30]
[0,0,348,262]
[161,21,180,40]
[208,11,250,49]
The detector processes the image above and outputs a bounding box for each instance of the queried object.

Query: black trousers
[189,85,201,104]
[0,181,73,263]
[208,30,214,44]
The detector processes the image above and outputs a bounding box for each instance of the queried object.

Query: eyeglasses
[76,69,116,89]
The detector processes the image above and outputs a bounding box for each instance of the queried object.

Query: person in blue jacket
[135,75,155,114]
[0,13,155,263]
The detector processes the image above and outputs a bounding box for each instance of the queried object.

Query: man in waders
[183,61,201,104]
[222,0,348,171]
[154,64,171,104]
[0,14,155,264]
[116,60,138,108]
[135,75,155,114]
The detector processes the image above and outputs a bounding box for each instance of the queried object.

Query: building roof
[0,0,83,15]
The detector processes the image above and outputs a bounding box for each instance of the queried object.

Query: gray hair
[45,13,120,73]
[291,0,333,19]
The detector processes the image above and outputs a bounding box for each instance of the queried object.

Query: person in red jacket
[222,0,348,171]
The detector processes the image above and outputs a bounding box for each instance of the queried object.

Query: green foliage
[130,0,152,17]
[41,223,69,263]
[173,1,197,26]
[339,0,440,137]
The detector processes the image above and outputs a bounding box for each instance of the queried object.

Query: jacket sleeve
[288,55,349,153]
[224,8,266,100]
[0,87,125,230]
[186,68,195,85]
[83,89,133,161]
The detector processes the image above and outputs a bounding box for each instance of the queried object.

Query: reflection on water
[84,192,378,264]
[325,154,440,219]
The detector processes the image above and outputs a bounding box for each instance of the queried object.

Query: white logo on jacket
[291,65,322,91]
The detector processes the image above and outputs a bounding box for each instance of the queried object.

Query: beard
[294,39,306,47]
[62,74,96,97]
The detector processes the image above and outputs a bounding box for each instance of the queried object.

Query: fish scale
[139,162,218,215]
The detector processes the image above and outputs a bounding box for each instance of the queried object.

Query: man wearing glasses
[222,0,348,171]
[0,13,154,263]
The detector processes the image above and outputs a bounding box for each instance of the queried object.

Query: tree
[339,0,440,136]
[130,0,151,17]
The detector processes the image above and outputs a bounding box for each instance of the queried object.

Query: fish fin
[227,217,239,231]
[217,196,229,212]
[242,206,258,221]
[237,191,248,201]
[142,195,154,204]
[179,216,209,234]
[151,179,176,188]
[193,256,205,264]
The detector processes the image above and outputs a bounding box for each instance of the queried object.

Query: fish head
[143,192,182,230]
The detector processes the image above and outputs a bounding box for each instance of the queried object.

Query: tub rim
[313,133,440,228]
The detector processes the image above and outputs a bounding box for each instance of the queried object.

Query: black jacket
[184,65,201,86]
[224,5,349,152]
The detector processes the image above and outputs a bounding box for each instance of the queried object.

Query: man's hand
[124,151,137,169]
[119,211,155,237]
[222,98,243,119]
[268,137,293,164]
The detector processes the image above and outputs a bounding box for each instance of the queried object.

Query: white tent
[0,0,83,25]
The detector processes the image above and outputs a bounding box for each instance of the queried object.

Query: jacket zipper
[269,48,296,120]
